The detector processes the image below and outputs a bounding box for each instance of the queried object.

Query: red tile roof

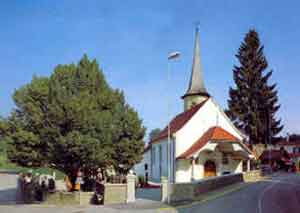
[276,140,300,146]
[289,153,300,158]
[259,150,289,161]
[177,127,240,159]
[150,100,207,144]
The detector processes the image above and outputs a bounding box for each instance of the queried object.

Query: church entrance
[204,160,216,178]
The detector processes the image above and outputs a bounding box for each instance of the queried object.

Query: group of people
[17,167,108,205]
[17,170,56,203]
[64,168,105,204]
[64,168,104,192]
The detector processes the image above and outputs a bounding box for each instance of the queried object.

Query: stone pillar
[161,176,168,203]
[247,159,251,172]
[191,158,196,181]
[126,174,135,203]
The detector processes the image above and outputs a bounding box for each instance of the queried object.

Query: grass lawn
[0,146,65,180]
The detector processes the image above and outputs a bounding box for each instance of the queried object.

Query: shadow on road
[0,188,17,205]
[135,188,161,201]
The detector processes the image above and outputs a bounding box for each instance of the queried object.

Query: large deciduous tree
[2,55,145,177]
[227,30,283,145]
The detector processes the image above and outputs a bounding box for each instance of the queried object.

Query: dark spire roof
[182,27,209,99]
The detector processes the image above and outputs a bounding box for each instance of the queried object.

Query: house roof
[259,150,291,161]
[150,100,208,144]
[289,153,300,158]
[177,126,240,159]
[276,140,300,146]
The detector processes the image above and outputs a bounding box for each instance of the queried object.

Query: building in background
[261,135,300,170]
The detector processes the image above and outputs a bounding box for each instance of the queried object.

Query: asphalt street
[176,173,300,213]
[0,173,18,205]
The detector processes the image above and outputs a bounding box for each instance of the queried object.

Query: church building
[135,28,254,183]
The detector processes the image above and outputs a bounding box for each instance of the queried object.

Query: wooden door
[204,160,216,178]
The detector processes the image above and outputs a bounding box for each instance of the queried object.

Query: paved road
[176,173,300,213]
[0,173,18,204]
[0,173,300,213]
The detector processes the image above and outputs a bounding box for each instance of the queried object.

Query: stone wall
[40,184,128,205]
[243,170,265,182]
[44,192,79,205]
[165,173,243,203]
[104,183,127,204]
[19,175,134,205]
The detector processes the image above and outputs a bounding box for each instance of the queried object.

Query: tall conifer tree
[227,30,283,145]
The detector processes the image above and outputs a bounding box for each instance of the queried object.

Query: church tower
[182,27,210,111]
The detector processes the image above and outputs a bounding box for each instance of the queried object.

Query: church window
[159,145,162,162]
[159,145,162,175]
[152,147,156,165]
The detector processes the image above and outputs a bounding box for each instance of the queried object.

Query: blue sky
[0,1,299,137]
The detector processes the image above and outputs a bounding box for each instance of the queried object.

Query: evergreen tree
[2,55,145,177]
[227,30,283,145]
[149,128,161,141]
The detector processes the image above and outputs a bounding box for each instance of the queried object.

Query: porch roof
[177,126,251,159]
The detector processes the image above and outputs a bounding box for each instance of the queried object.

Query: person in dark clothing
[93,168,104,205]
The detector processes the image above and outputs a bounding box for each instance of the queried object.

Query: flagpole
[167,51,180,204]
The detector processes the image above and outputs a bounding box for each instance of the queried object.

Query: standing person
[64,176,73,191]
[24,170,32,184]
[93,168,104,205]
[75,169,83,191]
[16,172,24,203]
[24,170,34,203]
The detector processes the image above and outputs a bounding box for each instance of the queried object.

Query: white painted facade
[134,148,151,179]
[149,138,176,182]
[145,98,252,183]
[174,98,248,183]
[175,98,243,159]
[176,147,244,183]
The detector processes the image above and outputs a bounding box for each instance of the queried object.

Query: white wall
[151,139,170,182]
[175,145,244,183]
[175,98,244,159]
[134,149,151,178]
[176,159,192,183]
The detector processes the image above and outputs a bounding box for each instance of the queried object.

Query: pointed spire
[182,26,209,99]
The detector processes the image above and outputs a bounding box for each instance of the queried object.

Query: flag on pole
[168,51,180,60]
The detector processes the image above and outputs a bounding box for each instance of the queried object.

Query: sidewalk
[94,182,251,212]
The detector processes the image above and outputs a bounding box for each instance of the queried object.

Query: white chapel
[135,28,254,183]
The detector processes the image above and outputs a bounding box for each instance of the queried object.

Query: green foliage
[149,128,161,141]
[1,54,145,176]
[227,30,283,145]
[138,175,145,187]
